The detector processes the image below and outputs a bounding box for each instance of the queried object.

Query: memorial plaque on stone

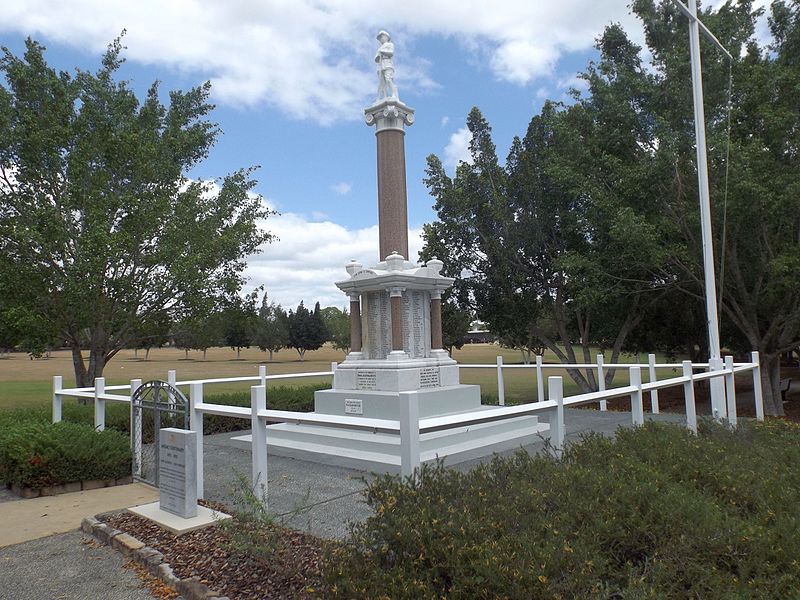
[420,367,440,388]
[357,370,377,390]
[158,428,198,519]
[402,290,427,358]
[365,291,391,359]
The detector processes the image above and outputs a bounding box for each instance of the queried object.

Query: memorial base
[234,384,549,471]
[129,502,231,536]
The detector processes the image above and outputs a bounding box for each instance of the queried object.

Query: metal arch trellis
[131,380,189,487]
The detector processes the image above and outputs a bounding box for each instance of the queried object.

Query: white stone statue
[375,30,398,101]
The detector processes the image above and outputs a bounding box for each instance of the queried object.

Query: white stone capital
[364,99,415,133]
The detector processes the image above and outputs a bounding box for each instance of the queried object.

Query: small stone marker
[158,428,197,519]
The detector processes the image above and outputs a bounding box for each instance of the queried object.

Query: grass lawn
[0,343,677,411]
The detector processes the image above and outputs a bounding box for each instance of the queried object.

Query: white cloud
[0,1,646,124]
[246,211,425,307]
[330,181,352,195]
[443,126,472,171]
[440,116,450,127]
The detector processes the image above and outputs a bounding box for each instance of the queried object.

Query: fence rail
[52,352,764,507]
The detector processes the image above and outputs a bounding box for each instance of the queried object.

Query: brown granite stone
[376,129,409,261]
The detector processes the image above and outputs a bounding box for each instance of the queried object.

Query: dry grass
[0,343,656,411]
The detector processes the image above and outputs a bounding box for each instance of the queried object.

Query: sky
[0,0,766,309]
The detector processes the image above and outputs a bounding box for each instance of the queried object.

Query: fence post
[648,354,659,414]
[682,361,697,434]
[167,369,177,386]
[597,354,607,411]
[399,391,420,478]
[709,357,726,421]
[190,382,205,499]
[724,355,737,428]
[250,385,268,505]
[548,376,565,458]
[751,351,764,421]
[630,366,644,426]
[536,355,544,403]
[52,376,63,423]
[94,377,106,431]
[130,379,142,476]
[496,356,505,406]
[259,365,268,407]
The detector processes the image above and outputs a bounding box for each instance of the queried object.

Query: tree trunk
[134,348,139,359]
[71,344,90,389]
[268,349,274,361]
[761,352,784,417]
[203,348,207,360]
[145,348,151,361]
[236,347,241,359]
[184,348,189,359]
[298,349,306,361]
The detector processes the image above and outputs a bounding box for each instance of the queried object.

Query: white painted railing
[52,353,764,507]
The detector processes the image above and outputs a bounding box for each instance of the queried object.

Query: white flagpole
[671,0,728,418]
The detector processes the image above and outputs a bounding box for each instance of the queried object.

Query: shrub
[324,420,800,599]
[54,383,326,436]
[0,413,131,488]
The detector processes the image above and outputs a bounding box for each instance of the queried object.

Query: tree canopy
[422,0,799,413]
[0,36,273,386]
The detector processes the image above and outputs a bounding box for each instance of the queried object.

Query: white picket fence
[51,352,764,503]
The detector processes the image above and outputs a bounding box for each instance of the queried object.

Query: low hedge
[324,420,800,599]
[52,383,326,436]
[0,411,131,488]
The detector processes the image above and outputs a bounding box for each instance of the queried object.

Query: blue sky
[2,1,748,309]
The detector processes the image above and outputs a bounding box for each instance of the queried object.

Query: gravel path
[0,531,158,600]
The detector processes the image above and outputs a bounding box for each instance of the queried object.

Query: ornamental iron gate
[131,380,189,487]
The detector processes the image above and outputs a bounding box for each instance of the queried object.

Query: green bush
[0,412,131,488]
[324,420,800,599]
[52,383,326,436]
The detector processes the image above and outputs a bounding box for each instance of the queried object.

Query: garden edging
[81,514,230,600]
[8,476,134,499]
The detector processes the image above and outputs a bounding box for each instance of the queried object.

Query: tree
[128,310,171,361]
[252,293,289,361]
[173,311,222,360]
[441,300,471,356]
[222,291,259,360]
[628,0,800,414]
[423,99,668,393]
[319,306,350,356]
[0,37,272,386]
[287,301,326,361]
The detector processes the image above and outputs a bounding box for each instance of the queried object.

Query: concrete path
[0,484,158,548]
[0,531,157,600]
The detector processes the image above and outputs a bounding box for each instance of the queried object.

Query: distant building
[464,321,494,344]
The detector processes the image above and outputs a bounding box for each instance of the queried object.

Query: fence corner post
[536,355,544,403]
[751,351,764,421]
[630,366,644,426]
[94,377,105,432]
[597,354,607,411]
[399,391,420,478]
[496,355,505,406]
[709,357,726,421]
[648,353,659,414]
[190,382,205,499]
[548,376,565,458]
[52,375,63,423]
[724,355,738,428]
[682,361,697,434]
[250,385,268,506]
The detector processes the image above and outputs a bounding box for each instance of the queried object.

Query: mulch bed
[100,502,331,600]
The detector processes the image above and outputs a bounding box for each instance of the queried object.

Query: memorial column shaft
[349,295,362,353]
[376,129,409,260]
[430,293,443,351]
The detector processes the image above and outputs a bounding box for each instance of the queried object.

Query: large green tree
[0,37,272,386]
[287,301,326,361]
[252,293,289,361]
[630,0,800,414]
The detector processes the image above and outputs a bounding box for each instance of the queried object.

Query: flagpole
[674,0,727,417]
